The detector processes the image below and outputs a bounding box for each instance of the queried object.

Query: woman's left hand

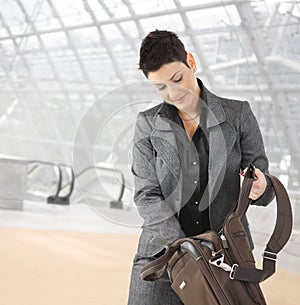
[241,167,267,200]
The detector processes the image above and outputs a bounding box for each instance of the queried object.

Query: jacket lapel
[205,89,237,203]
[150,103,182,181]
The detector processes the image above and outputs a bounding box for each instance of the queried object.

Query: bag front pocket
[171,256,220,305]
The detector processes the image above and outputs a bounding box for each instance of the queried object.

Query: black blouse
[160,79,210,236]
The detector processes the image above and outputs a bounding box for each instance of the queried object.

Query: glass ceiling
[0,0,299,190]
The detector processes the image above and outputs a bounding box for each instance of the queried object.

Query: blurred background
[0,0,299,304]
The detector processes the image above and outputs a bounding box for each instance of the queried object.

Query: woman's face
[147,53,200,112]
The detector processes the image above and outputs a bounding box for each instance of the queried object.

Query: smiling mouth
[176,94,186,103]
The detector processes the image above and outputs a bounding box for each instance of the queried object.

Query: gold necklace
[179,112,200,121]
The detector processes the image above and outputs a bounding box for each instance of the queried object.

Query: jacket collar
[152,79,226,130]
[204,86,226,129]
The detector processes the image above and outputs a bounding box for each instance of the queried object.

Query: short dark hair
[139,29,189,77]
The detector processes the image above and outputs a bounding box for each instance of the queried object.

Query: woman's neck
[178,87,201,119]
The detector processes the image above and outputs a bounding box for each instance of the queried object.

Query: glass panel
[41,31,68,49]
[86,0,110,21]
[181,0,224,7]
[31,1,61,31]
[0,22,9,37]
[21,35,41,51]
[0,1,27,35]
[68,26,100,47]
[186,5,241,29]
[101,24,123,40]
[23,53,55,81]
[52,0,92,27]
[102,0,130,18]
[120,21,140,39]
[140,13,185,33]
[130,0,176,14]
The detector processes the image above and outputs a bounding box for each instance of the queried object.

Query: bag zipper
[232,231,247,237]
[192,240,231,305]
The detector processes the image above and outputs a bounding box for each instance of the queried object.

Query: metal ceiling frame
[0,0,298,188]
[0,0,253,41]
[232,0,299,189]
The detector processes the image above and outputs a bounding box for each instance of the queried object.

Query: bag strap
[235,163,256,216]
[233,168,293,282]
[140,238,186,281]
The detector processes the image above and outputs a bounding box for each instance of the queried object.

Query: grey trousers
[127,254,184,305]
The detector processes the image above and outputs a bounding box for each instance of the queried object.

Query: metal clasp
[209,251,239,279]
[229,264,238,280]
[209,251,231,272]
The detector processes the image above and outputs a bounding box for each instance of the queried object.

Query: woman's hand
[241,167,267,200]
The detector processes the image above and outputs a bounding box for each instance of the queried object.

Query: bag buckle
[262,251,277,261]
[209,251,239,279]
[209,251,231,272]
[229,264,238,280]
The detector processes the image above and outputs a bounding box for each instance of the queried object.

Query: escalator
[0,157,127,209]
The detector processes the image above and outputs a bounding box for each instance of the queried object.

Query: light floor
[0,226,299,305]
[0,199,299,305]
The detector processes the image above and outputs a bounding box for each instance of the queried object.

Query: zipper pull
[220,234,228,249]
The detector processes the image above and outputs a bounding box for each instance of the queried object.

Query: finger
[240,167,260,181]
[240,167,247,176]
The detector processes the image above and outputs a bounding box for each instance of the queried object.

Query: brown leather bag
[141,164,293,305]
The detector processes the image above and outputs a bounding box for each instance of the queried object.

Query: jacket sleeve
[131,112,185,251]
[240,101,275,206]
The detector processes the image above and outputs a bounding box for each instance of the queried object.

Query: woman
[127,30,274,305]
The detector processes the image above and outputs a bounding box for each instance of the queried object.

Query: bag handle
[140,238,186,281]
[141,237,208,281]
[233,166,293,282]
[235,163,256,217]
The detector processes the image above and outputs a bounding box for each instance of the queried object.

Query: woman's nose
[168,87,181,101]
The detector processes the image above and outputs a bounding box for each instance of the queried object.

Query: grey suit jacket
[131,84,274,257]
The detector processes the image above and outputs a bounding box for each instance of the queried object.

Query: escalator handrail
[27,160,62,198]
[27,164,40,176]
[0,157,63,200]
[57,163,75,199]
[74,165,125,202]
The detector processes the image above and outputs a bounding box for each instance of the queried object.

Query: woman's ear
[186,53,197,72]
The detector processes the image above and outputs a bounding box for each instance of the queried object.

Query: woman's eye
[174,75,182,83]
[158,85,166,91]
